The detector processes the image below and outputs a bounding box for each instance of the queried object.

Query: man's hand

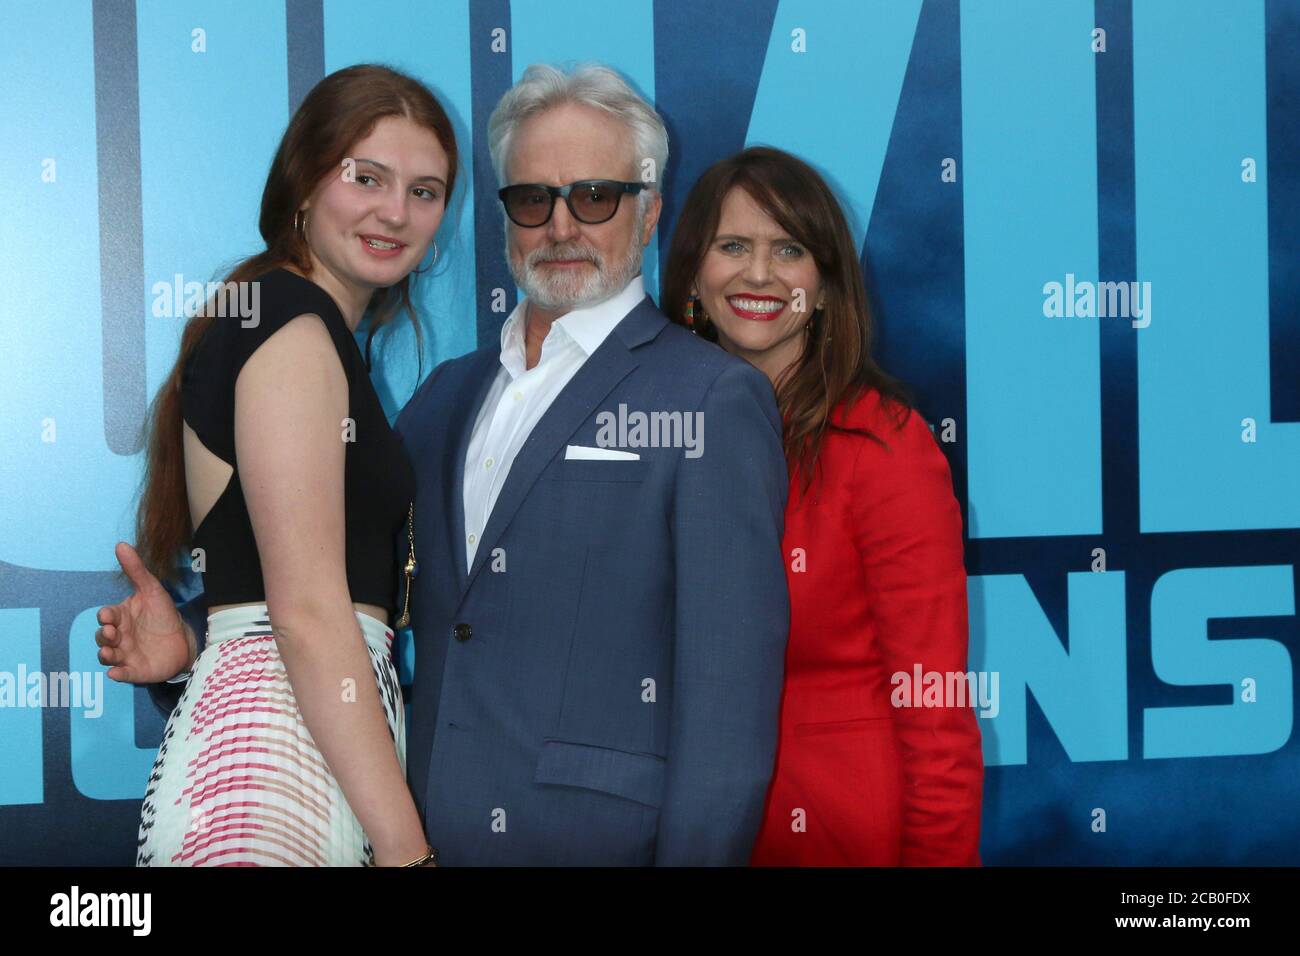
[95,541,196,684]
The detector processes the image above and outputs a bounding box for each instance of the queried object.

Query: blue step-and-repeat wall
[1,0,1297,865]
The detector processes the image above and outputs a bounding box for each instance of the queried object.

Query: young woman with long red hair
[97,64,457,867]
[662,146,983,865]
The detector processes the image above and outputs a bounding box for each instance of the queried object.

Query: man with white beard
[112,62,790,866]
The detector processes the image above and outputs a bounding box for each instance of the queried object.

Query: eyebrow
[713,233,802,244]
[353,157,447,187]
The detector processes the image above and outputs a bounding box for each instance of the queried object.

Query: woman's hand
[96,541,196,684]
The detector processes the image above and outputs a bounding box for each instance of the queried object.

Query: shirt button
[467,533,477,545]
[484,457,494,469]
[452,623,472,642]
[513,391,523,402]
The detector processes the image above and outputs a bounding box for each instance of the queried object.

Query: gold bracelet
[400,844,437,867]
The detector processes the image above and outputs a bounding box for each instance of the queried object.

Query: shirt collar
[498,273,646,377]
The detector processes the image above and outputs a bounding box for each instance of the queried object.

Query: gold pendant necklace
[394,501,416,628]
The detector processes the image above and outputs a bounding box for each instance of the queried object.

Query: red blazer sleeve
[848,402,984,865]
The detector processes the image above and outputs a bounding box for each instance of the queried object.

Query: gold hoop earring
[294,209,308,242]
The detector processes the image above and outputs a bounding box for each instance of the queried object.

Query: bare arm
[236,312,428,866]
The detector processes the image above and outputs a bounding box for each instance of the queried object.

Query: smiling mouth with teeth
[728,296,786,312]
[722,295,789,322]
[364,237,401,249]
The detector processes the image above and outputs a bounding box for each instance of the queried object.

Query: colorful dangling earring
[687,294,711,333]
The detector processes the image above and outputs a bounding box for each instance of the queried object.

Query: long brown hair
[135,64,459,582]
[661,146,912,497]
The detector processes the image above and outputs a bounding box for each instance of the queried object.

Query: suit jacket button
[452,622,472,642]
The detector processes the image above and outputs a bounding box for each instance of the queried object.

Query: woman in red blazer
[662,146,983,865]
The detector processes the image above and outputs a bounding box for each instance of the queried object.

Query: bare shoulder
[250,310,335,350]
[236,312,344,382]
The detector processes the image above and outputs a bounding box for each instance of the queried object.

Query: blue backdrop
[1,0,1296,865]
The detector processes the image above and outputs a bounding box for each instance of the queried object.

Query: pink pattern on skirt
[137,605,406,867]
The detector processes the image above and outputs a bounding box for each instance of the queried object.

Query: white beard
[508,202,646,311]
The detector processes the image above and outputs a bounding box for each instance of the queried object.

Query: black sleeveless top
[180,267,416,613]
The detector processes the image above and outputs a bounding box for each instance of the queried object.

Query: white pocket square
[565,445,640,461]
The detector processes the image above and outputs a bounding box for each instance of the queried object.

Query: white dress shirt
[462,273,647,571]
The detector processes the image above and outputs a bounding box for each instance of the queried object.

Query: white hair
[488,62,669,210]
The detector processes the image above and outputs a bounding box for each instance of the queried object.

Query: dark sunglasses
[498,180,644,227]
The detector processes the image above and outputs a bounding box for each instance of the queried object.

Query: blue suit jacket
[156,294,790,865]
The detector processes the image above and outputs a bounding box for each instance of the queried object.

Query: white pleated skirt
[136,604,406,866]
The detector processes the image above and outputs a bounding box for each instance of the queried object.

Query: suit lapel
[459,324,656,597]
[442,349,500,594]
